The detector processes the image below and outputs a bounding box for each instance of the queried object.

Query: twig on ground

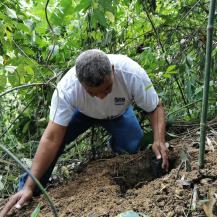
[175,161,184,181]
[191,184,198,210]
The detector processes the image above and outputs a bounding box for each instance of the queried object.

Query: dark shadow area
[110,150,178,195]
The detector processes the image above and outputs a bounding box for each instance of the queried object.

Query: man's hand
[0,188,33,217]
[152,142,169,172]
[148,102,169,172]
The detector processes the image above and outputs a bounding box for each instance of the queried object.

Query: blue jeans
[18,106,143,193]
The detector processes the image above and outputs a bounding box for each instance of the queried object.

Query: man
[0,49,168,216]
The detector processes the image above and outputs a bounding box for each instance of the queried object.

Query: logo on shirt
[114,97,125,105]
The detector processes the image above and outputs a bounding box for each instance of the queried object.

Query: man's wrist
[24,178,36,192]
[153,141,165,145]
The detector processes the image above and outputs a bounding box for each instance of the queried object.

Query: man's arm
[24,121,67,190]
[149,102,169,171]
[0,121,67,216]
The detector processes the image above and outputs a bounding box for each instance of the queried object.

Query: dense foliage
[0,0,216,197]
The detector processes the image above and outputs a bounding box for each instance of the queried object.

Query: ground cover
[2,131,217,217]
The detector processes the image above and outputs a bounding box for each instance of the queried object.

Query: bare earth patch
[4,134,217,217]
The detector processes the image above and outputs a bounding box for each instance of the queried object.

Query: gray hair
[75,49,112,87]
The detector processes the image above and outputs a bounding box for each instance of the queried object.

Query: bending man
[0,49,169,216]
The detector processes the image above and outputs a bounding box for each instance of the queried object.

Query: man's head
[75,49,114,99]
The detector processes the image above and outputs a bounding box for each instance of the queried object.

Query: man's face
[82,72,114,99]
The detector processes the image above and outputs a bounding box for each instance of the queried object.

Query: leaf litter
[4,132,217,217]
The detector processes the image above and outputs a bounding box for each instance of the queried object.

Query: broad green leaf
[93,10,107,27]
[75,0,92,12]
[6,7,17,19]
[166,65,176,72]
[24,66,34,76]
[5,30,12,42]
[99,0,113,11]
[105,11,115,23]
[23,47,35,56]
[17,23,30,33]
[163,73,171,78]
[51,0,75,25]
[93,2,99,9]
[22,121,31,134]
[6,175,17,181]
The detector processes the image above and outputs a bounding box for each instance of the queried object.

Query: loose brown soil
[3,133,217,217]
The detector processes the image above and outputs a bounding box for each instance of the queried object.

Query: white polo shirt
[49,54,159,126]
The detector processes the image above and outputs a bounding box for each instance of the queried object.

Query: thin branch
[176,1,202,33]
[168,0,202,45]
[142,2,165,54]
[0,98,35,138]
[12,39,46,82]
[0,70,63,98]
[141,2,190,117]
[0,83,45,98]
[45,0,56,66]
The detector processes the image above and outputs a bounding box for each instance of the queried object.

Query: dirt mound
[4,135,217,217]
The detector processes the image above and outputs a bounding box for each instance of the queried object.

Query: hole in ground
[110,150,178,195]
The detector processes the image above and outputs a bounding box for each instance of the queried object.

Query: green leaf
[22,47,35,56]
[99,0,113,11]
[31,203,41,217]
[166,65,176,72]
[163,73,171,78]
[8,71,19,87]
[105,11,115,23]
[6,7,17,19]
[24,65,34,75]
[93,10,107,27]
[75,0,92,12]
[93,1,99,9]
[22,121,31,134]
[5,30,12,42]
[0,74,6,91]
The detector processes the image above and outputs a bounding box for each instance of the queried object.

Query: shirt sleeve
[126,60,159,112]
[49,88,75,126]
